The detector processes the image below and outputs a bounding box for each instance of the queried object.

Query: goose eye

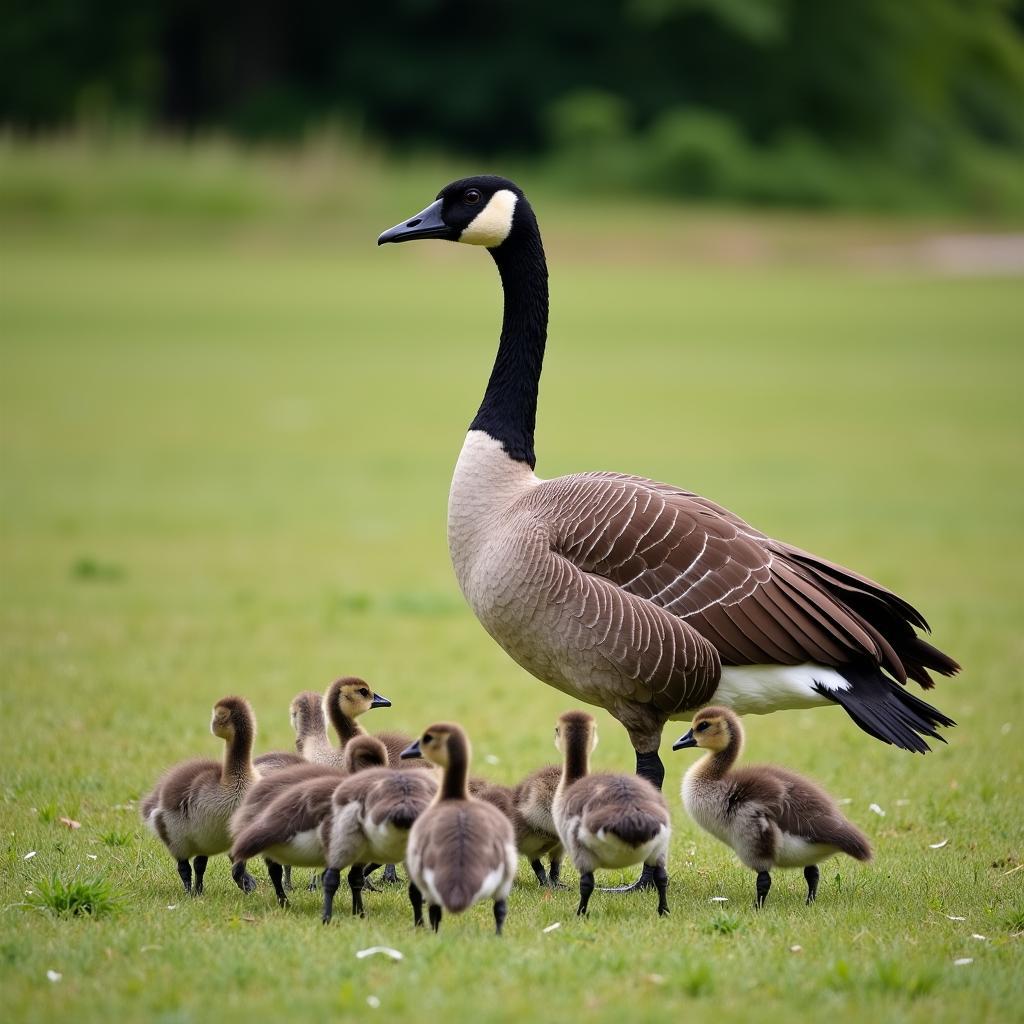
[464,188,481,205]
[696,722,709,733]
[423,733,433,744]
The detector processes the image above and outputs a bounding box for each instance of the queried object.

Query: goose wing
[531,472,954,688]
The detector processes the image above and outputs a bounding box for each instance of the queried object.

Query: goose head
[672,706,742,753]
[377,176,531,250]
[210,696,254,741]
[342,734,390,774]
[325,677,392,720]
[400,722,467,768]
[554,710,599,757]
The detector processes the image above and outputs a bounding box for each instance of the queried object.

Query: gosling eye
[696,721,710,733]
[423,733,433,744]
[464,188,482,205]
[359,688,370,698]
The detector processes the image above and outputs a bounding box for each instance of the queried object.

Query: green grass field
[2,146,1023,1023]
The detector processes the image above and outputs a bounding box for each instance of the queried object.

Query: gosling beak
[672,729,697,751]
[377,199,456,245]
[370,692,392,709]
[399,739,422,760]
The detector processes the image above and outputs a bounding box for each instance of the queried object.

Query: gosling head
[211,696,254,741]
[342,735,389,774]
[672,706,743,753]
[325,677,392,719]
[554,710,599,757]
[289,691,324,733]
[400,722,467,768]
[377,175,534,250]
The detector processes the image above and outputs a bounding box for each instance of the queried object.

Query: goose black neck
[469,219,548,470]
[440,734,471,801]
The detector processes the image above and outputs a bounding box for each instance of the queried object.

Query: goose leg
[428,904,443,933]
[192,855,208,896]
[321,867,340,924]
[176,859,192,895]
[652,862,669,916]
[804,865,819,905]
[602,749,663,892]
[266,859,288,907]
[530,859,550,887]
[755,870,772,909]
[348,864,366,917]
[577,870,596,916]
[409,882,424,927]
[493,898,508,936]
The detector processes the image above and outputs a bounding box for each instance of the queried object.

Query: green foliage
[701,910,743,935]
[27,873,121,918]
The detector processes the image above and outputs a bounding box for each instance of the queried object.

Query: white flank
[460,190,518,247]
[709,664,849,716]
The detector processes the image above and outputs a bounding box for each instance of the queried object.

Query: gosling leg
[231,859,258,894]
[321,866,340,924]
[409,881,424,928]
[428,904,442,933]
[348,864,366,917]
[266,859,288,907]
[755,870,772,909]
[192,855,208,896]
[652,862,669,916]
[548,856,568,890]
[577,870,595,916]
[283,865,293,892]
[530,859,550,887]
[176,859,192,895]
[804,864,819,905]
[493,898,508,936]
[382,863,400,885]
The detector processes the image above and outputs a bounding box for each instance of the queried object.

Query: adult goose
[377,177,959,852]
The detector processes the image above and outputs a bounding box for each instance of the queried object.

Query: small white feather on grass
[23,851,37,860]
[709,896,729,902]
[953,958,974,966]
[366,996,381,1009]
[46,971,61,983]
[356,946,403,961]
[945,914,967,921]
[929,839,949,849]
[869,803,885,816]
[542,922,561,933]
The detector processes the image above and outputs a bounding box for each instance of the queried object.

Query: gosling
[230,735,390,906]
[401,723,517,935]
[319,746,439,923]
[253,690,333,773]
[141,696,260,895]
[553,711,671,917]
[476,764,564,888]
[673,706,872,908]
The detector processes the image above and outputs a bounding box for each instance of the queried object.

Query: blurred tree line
[3,0,1024,210]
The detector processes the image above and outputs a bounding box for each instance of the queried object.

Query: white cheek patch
[460,189,518,247]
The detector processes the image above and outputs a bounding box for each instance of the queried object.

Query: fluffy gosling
[141,696,260,895]
[673,706,872,908]
[401,723,517,935]
[553,711,671,917]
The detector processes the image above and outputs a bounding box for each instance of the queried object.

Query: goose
[378,176,958,886]
[400,723,518,934]
[673,706,872,907]
[319,743,439,923]
[141,696,260,895]
[475,765,564,888]
[552,711,670,917]
[230,735,389,906]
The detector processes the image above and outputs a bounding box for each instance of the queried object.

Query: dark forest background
[3,0,1024,210]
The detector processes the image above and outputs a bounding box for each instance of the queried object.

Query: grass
[1,142,1023,1023]
[25,874,122,919]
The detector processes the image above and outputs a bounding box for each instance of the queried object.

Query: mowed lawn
[1,194,1022,1023]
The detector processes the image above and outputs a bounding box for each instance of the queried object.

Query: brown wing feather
[535,472,955,685]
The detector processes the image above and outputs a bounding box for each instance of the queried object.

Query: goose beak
[370,692,392,709]
[672,729,697,751]
[377,199,456,245]
[399,739,422,760]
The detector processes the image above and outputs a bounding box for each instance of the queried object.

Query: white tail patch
[460,190,518,247]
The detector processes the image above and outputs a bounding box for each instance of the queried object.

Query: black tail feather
[816,668,956,754]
